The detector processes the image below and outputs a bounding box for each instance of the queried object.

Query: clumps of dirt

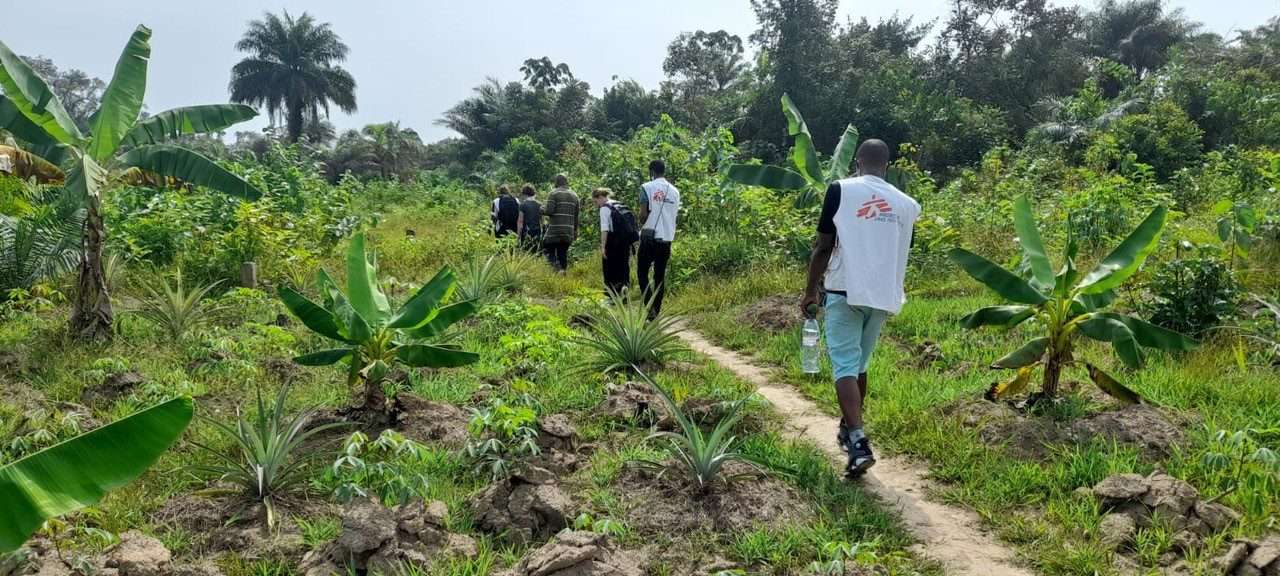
[536,413,579,452]
[299,497,478,576]
[600,381,728,430]
[497,531,644,576]
[14,531,215,576]
[611,462,811,536]
[470,466,578,545]
[150,495,306,561]
[394,393,470,448]
[80,369,147,407]
[0,348,28,376]
[258,357,299,383]
[939,394,1190,460]
[734,294,805,334]
[1079,470,1269,574]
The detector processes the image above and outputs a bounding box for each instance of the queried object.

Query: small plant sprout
[280,231,479,413]
[949,195,1200,404]
[629,369,764,493]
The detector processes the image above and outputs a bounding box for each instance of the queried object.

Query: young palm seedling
[191,386,345,529]
[279,232,479,414]
[630,369,764,493]
[575,291,685,375]
[949,195,1199,404]
[132,268,225,341]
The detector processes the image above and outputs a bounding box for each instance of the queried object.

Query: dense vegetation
[2,1,1279,575]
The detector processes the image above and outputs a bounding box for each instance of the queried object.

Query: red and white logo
[856,194,893,219]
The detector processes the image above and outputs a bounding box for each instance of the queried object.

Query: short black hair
[648,160,666,176]
[521,183,536,197]
[856,139,890,171]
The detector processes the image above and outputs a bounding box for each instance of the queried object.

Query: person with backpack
[637,160,680,319]
[542,174,580,271]
[592,187,638,297]
[515,183,543,252]
[491,185,519,238]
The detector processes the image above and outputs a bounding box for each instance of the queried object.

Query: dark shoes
[837,424,875,477]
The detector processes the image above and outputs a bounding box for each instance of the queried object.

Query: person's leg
[650,242,671,316]
[823,294,866,430]
[637,244,654,306]
[856,307,887,402]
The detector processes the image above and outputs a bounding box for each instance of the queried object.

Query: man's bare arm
[801,233,836,314]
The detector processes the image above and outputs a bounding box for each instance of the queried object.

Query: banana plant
[279,232,479,413]
[0,397,193,553]
[949,196,1200,404]
[0,26,261,338]
[725,93,910,208]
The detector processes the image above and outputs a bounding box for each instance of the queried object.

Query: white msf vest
[823,175,920,315]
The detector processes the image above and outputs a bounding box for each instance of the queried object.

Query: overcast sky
[2,1,1276,143]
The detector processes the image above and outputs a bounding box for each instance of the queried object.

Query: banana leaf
[1091,312,1199,351]
[991,337,1049,369]
[1013,195,1054,290]
[825,124,859,182]
[948,248,1049,305]
[960,305,1033,329]
[294,347,354,366]
[279,285,348,343]
[388,266,455,329]
[781,94,823,183]
[345,232,390,327]
[121,104,258,147]
[986,366,1035,401]
[404,300,478,340]
[395,344,479,368]
[724,164,809,191]
[89,25,151,161]
[121,145,261,200]
[1078,205,1167,294]
[0,397,193,552]
[1086,363,1141,403]
[0,39,82,144]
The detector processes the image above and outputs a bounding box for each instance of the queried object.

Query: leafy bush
[324,430,432,507]
[1143,257,1238,336]
[465,398,540,479]
[503,135,556,185]
[1110,101,1204,180]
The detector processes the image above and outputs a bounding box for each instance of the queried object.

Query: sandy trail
[674,323,1034,576]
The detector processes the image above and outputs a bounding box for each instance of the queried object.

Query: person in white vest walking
[800,139,920,477]
[637,160,680,320]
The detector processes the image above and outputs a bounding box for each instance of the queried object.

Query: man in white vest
[637,160,680,320]
[800,139,920,476]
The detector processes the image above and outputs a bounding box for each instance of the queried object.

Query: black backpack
[496,195,519,230]
[606,202,639,247]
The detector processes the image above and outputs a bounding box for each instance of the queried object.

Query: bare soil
[674,322,1034,576]
[940,394,1191,460]
[734,294,808,334]
[610,461,812,535]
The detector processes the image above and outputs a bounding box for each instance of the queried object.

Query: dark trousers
[637,240,671,315]
[602,244,631,297]
[521,229,542,253]
[544,240,571,271]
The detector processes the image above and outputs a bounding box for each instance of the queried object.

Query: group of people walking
[491,141,920,481]
[489,161,680,319]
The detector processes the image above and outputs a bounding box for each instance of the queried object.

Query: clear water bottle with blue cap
[801,303,821,374]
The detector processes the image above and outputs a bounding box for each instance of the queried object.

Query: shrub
[465,398,540,479]
[503,136,556,185]
[325,430,432,507]
[1143,257,1238,337]
[1110,101,1204,180]
[131,269,226,341]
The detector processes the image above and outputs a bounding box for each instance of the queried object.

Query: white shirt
[598,202,615,232]
[640,178,680,242]
[823,175,920,315]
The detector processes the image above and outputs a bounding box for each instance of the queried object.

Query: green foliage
[192,386,343,528]
[502,136,556,185]
[630,370,763,493]
[324,430,432,507]
[951,195,1199,402]
[131,268,226,341]
[465,398,540,479]
[1109,101,1205,180]
[1143,256,1238,337]
[574,291,685,375]
[1,408,83,465]
[0,397,193,553]
[0,181,83,294]
[1199,428,1280,518]
[280,231,479,410]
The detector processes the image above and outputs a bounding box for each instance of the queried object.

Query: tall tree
[664,31,748,95]
[0,25,261,338]
[520,57,574,91]
[229,11,357,143]
[1085,0,1194,79]
[741,0,838,152]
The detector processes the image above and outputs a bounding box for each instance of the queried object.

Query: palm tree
[1086,0,1194,79]
[229,11,357,143]
[0,25,262,338]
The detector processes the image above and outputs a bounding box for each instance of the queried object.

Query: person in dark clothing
[542,174,580,271]
[593,187,631,297]
[636,160,680,319]
[516,184,543,252]
[492,185,519,238]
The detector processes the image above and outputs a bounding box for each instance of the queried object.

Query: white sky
[2,0,1276,142]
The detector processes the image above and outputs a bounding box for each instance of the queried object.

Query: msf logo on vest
[856,194,894,220]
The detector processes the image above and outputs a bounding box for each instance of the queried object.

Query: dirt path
[675,324,1034,576]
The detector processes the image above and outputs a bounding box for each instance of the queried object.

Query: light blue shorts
[824,293,888,381]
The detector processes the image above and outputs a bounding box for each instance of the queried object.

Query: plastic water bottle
[801,304,821,374]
